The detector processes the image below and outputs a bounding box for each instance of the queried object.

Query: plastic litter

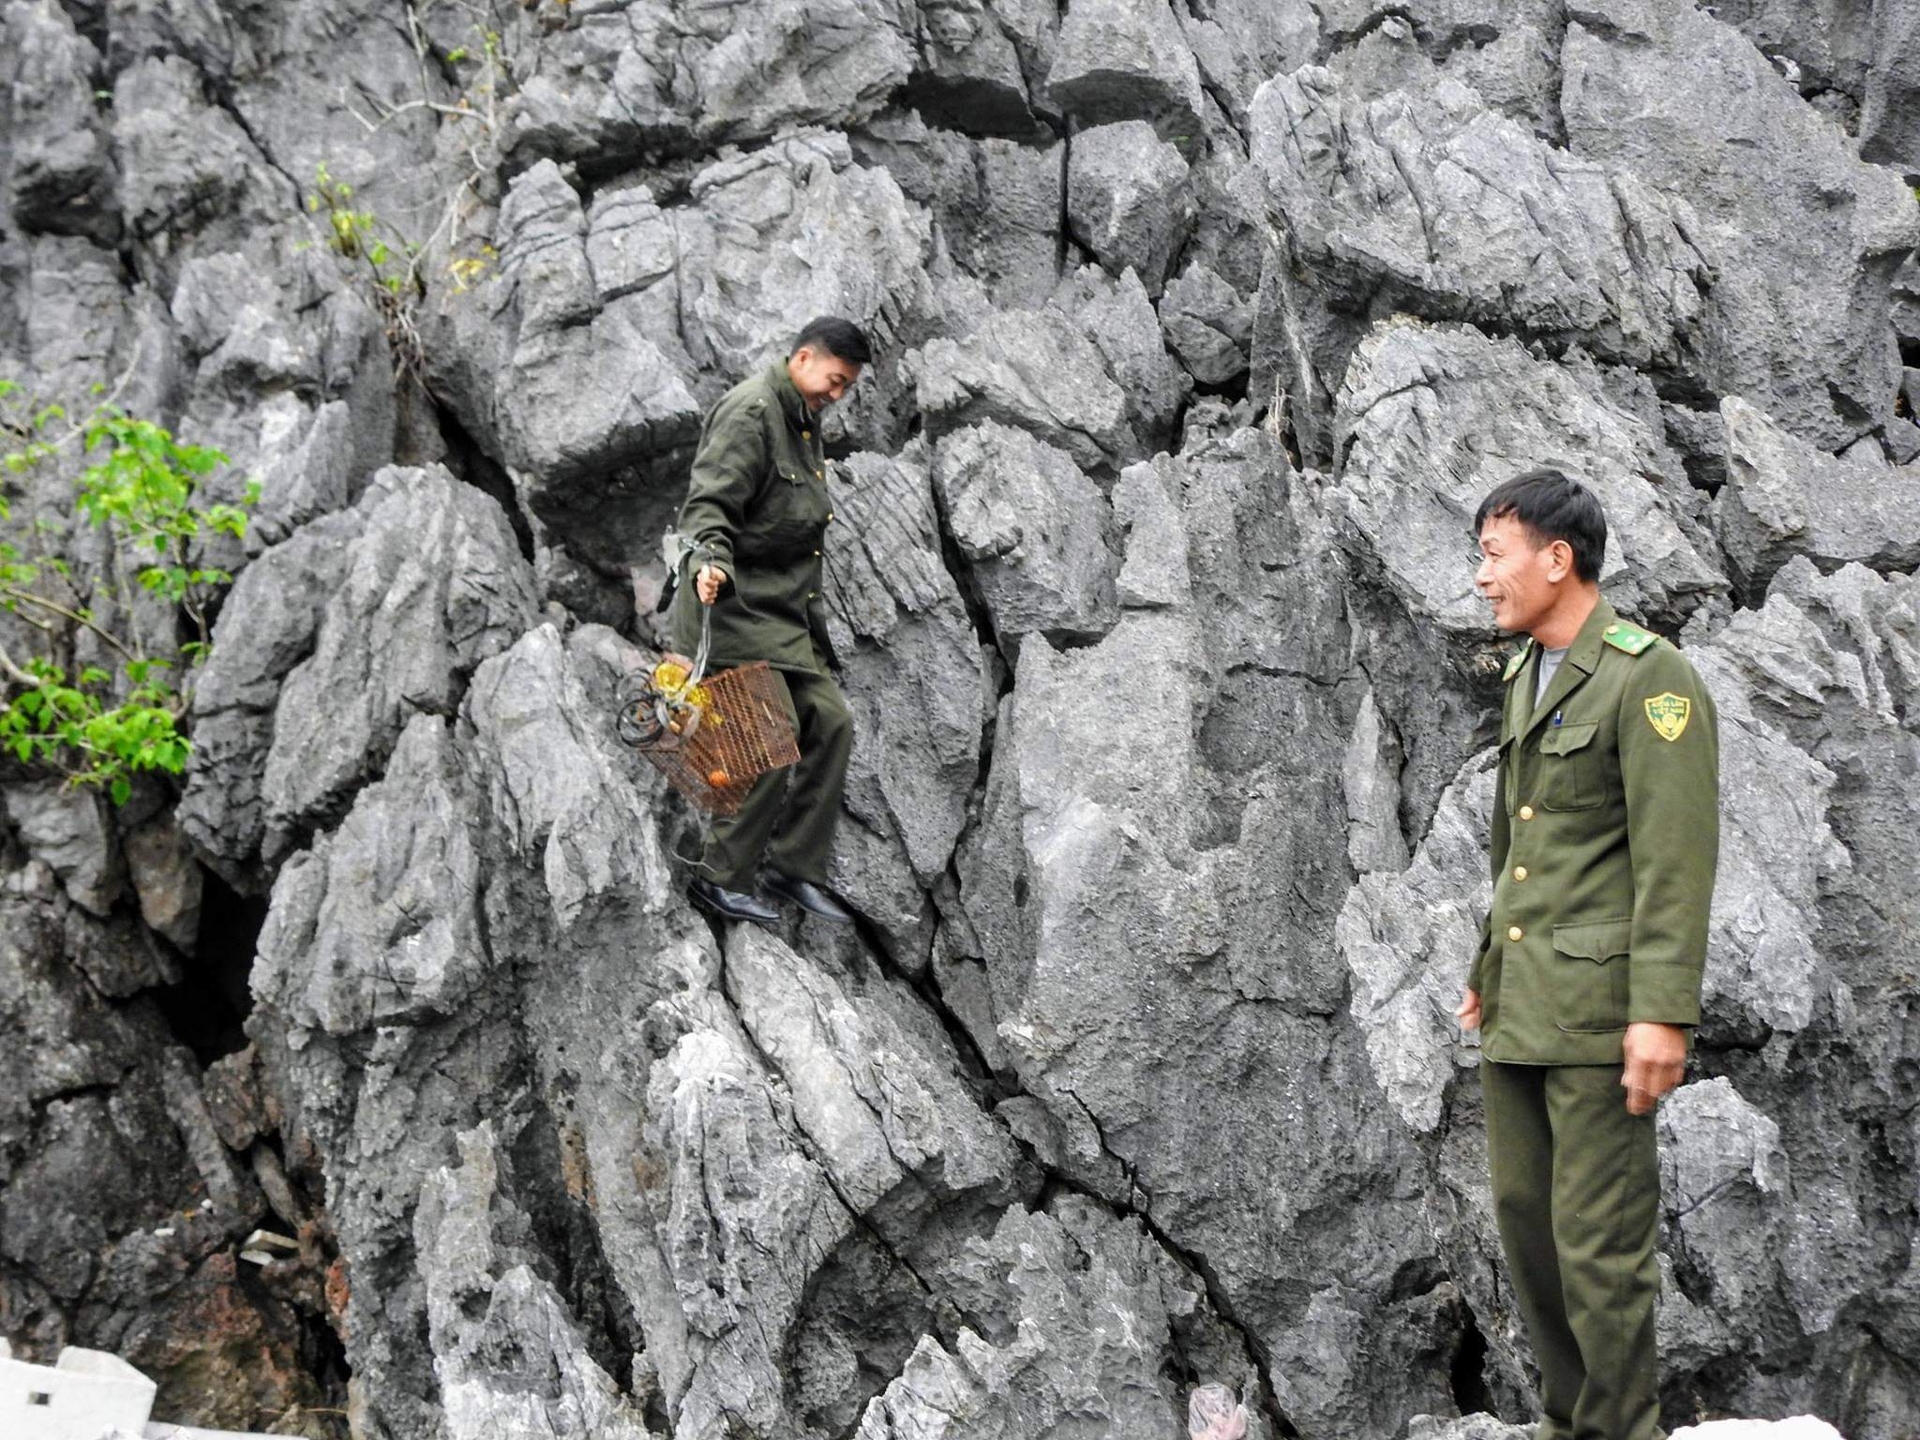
[1189,1382,1250,1439]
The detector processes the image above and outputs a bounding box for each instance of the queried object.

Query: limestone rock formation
[5,2,1920,1438]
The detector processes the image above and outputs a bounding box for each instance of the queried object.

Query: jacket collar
[1522,594,1617,739]
[767,360,811,430]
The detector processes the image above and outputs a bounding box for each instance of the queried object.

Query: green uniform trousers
[697,663,852,891]
[1482,1060,1662,1440]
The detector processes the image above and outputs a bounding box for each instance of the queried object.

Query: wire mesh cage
[616,658,800,816]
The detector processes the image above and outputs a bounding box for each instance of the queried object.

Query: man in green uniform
[669,316,871,926]
[1455,469,1719,1440]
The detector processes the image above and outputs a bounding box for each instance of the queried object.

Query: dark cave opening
[1449,1301,1494,1418]
[150,868,266,1062]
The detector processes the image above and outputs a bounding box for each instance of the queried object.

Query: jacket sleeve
[1617,642,1720,1026]
[676,394,767,584]
[1469,736,1510,996]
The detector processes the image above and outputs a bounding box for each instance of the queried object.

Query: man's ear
[1546,538,1575,583]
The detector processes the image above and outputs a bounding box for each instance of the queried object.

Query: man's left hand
[1621,1021,1688,1115]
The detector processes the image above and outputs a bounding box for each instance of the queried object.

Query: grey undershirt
[1535,646,1570,707]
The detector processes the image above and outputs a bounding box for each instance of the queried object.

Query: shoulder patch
[1601,620,1658,656]
[1501,643,1532,682]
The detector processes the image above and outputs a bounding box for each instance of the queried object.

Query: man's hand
[696,564,726,605]
[1621,1021,1687,1115]
[1455,987,1482,1033]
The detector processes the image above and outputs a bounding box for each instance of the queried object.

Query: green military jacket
[669,361,833,675]
[1469,596,1720,1065]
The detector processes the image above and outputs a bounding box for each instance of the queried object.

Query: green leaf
[110,776,131,806]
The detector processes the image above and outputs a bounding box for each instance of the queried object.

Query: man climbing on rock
[669,316,871,927]
[1455,469,1720,1440]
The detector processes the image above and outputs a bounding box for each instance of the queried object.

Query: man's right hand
[1455,987,1482,1032]
[696,564,725,605]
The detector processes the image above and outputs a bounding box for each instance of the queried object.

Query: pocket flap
[1552,917,1632,963]
[1538,720,1599,756]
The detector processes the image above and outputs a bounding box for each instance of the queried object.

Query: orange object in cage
[616,631,800,815]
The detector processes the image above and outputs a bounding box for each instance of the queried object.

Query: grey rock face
[820,445,985,931]
[1561,0,1920,450]
[2,780,123,915]
[259,464,537,859]
[1066,120,1193,297]
[931,421,1120,646]
[502,0,917,165]
[1044,0,1206,128]
[1161,261,1253,387]
[416,1123,658,1440]
[1250,66,1710,460]
[908,306,1138,471]
[1714,396,1920,594]
[3,0,117,241]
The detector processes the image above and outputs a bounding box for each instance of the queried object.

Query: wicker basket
[617,658,800,816]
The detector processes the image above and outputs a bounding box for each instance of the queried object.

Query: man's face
[788,346,863,412]
[1474,513,1569,634]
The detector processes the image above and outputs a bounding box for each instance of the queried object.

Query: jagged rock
[631,966,858,1439]
[851,118,1063,310]
[1333,320,1728,634]
[2,780,123,915]
[1161,261,1253,387]
[1714,397,1920,594]
[451,157,700,494]
[820,444,986,929]
[910,0,1059,134]
[1250,66,1710,459]
[14,0,1920,1430]
[502,0,917,165]
[1336,752,1492,1132]
[931,421,1120,645]
[1112,454,1192,610]
[908,308,1136,470]
[1044,0,1206,128]
[856,1199,1260,1440]
[200,1044,272,1152]
[178,507,364,886]
[121,813,202,952]
[256,464,537,858]
[1066,120,1192,297]
[416,1123,658,1439]
[3,0,118,241]
[110,55,290,276]
[1056,263,1193,449]
[1561,0,1920,450]
[1319,3,1567,130]
[1860,2,1920,177]
[1174,0,1317,131]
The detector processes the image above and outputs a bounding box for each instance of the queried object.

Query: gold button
[1508,926,1524,942]
[1513,866,1528,881]
[813,549,821,557]
[1518,805,1535,821]
[806,591,816,599]
[1605,624,1618,635]
[802,430,811,439]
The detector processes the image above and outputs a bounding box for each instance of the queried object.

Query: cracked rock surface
[5,1,1920,1437]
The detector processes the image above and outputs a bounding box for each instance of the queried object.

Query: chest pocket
[1536,720,1602,811]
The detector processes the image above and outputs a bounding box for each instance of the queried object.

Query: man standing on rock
[668,316,871,927]
[1455,469,1719,1440]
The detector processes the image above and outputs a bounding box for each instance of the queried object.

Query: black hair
[1473,467,1607,583]
[791,315,873,367]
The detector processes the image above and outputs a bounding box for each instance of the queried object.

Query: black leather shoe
[763,871,854,923]
[689,878,780,927]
